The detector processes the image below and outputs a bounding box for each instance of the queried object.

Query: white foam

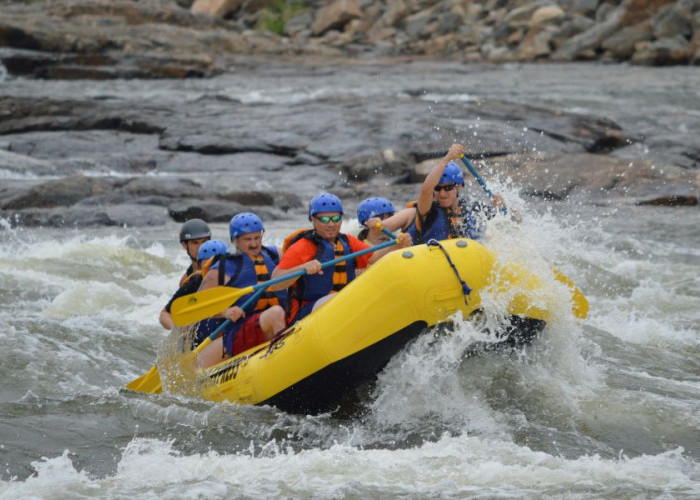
[43,281,137,319]
[369,312,508,436]
[418,92,476,103]
[3,435,698,498]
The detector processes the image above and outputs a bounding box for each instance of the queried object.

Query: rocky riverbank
[1,0,700,80]
[1,60,698,228]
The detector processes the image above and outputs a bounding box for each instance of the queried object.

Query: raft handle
[427,239,472,305]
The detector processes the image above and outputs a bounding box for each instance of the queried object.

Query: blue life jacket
[285,230,355,324]
[219,246,286,309]
[407,200,492,244]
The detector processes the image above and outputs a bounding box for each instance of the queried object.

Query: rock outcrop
[1,0,699,81]
[1,59,698,229]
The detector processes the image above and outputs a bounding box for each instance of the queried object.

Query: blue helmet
[229,212,264,239]
[357,197,395,226]
[309,193,343,220]
[197,239,228,261]
[439,161,465,186]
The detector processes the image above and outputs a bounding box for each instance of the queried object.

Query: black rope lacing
[427,239,472,307]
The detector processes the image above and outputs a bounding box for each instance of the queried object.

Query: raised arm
[372,207,417,233]
[417,143,464,215]
[159,309,174,329]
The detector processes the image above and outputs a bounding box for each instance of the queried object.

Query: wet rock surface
[1,58,698,228]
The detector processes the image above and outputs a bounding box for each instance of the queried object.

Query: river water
[1,62,699,497]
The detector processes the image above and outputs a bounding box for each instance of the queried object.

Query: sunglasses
[315,215,342,224]
[434,184,457,192]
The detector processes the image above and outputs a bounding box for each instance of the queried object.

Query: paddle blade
[171,286,253,326]
[125,365,163,394]
[553,269,589,319]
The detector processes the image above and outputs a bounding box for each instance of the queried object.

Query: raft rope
[427,239,472,306]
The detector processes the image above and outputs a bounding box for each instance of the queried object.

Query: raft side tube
[199,239,554,408]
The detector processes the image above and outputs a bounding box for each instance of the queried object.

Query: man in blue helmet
[374,143,508,244]
[271,193,411,325]
[159,239,228,330]
[195,212,287,369]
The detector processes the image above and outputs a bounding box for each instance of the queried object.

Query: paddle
[460,155,508,215]
[553,268,589,319]
[125,286,267,394]
[125,364,162,394]
[171,236,399,326]
[459,154,589,319]
[379,226,399,240]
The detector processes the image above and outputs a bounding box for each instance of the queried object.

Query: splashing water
[1,197,699,495]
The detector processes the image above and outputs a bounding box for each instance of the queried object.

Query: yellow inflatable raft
[168,238,587,414]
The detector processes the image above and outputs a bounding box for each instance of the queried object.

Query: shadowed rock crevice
[0,97,166,135]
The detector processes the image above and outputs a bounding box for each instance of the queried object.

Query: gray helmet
[179,218,211,242]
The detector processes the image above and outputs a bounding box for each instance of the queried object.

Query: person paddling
[375,143,512,243]
[271,193,411,326]
[159,239,228,331]
[356,197,396,245]
[195,212,286,369]
[157,219,213,330]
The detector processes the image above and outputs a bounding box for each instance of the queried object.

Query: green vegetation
[257,0,308,36]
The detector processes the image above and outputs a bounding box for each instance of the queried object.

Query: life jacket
[283,229,355,324]
[218,246,285,310]
[179,263,195,287]
[406,200,487,244]
[164,269,206,315]
[179,256,215,287]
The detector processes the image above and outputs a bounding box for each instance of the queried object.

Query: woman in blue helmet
[356,197,396,244]
[159,239,228,330]
[271,193,411,325]
[373,143,508,244]
[195,212,287,369]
